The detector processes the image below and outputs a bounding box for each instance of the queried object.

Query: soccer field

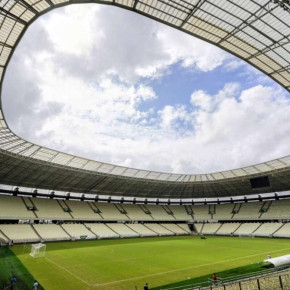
[10,236,290,290]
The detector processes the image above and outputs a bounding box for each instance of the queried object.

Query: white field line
[45,247,290,288]
[45,257,91,286]
[91,247,290,287]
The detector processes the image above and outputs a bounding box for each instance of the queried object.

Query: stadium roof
[0,0,289,198]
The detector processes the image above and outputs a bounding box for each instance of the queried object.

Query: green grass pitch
[3,236,290,290]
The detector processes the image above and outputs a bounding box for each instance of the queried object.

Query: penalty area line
[45,257,92,287]
[91,247,290,287]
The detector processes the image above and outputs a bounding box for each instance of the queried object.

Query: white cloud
[36,4,229,83]
[44,5,100,55]
[2,4,290,175]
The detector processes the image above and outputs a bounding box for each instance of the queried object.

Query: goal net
[30,243,46,258]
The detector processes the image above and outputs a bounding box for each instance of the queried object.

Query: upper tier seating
[201,223,222,235]
[65,200,102,220]
[216,223,240,235]
[262,200,290,219]
[85,223,119,238]
[192,205,211,220]
[160,223,190,235]
[107,223,139,237]
[214,204,234,220]
[32,198,72,220]
[273,223,290,238]
[0,224,40,243]
[0,195,290,223]
[33,224,70,241]
[145,223,175,236]
[253,223,284,237]
[126,223,157,236]
[121,204,152,220]
[61,223,96,239]
[145,205,174,220]
[234,223,261,236]
[0,196,34,219]
[96,203,128,220]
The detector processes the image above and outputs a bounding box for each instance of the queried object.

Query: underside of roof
[0,0,289,198]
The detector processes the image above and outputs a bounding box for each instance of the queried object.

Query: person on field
[32,280,39,290]
[267,254,271,259]
[10,275,16,290]
[144,282,149,290]
[213,273,217,284]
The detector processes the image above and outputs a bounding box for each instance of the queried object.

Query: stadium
[0,0,290,289]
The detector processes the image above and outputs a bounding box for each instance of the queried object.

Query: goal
[30,243,46,258]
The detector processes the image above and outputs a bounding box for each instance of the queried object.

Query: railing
[160,266,290,290]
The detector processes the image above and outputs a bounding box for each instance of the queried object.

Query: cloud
[2,4,289,175]
[37,4,229,83]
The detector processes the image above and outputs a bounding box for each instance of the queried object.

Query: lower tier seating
[195,222,290,238]
[201,223,221,235]
[233,223,260,236]
[273,223,290,238]
[0,224,40,243]
[160,223,190,235]
[0,231,8,243]
[216,223,241,235]
[253,223,284,237]
[61,223,96,239]
[126,224,157,236]
[144,223,175,236]
[33,224,70,241]
[0,221,289,243]
[84,223,119,238]
[106,223,139,238]
[178,223,191,233]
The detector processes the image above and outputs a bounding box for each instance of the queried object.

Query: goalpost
[30,243,46,258]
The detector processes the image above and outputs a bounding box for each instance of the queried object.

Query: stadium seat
[216,223,240,235]
[61,223,96,239]
[200,223,221,235]
[253,223,283,237]
[0,195,35,219]
[0,224,40,243]
[65,200,102,220]
[160,223,190,235]
[85,223,119,238]
[126,223,157,236]
[145,223,175,236]
[107,223,139,237]
[33,224,70,241]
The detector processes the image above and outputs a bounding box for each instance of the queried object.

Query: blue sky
[2,4,290,174]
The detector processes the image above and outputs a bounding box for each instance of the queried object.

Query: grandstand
[32,224,70,241]
[85,223,119,239]
[0,0,289,289]
[234,223,261,236]
[0,224,40,243]
[0,195,289,242]
[126,223,157,237]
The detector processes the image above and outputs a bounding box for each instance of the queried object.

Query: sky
[2,4,290,174]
